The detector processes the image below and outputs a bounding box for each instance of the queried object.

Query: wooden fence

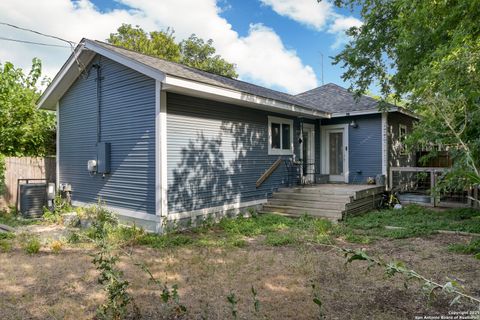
[0,157,56,210]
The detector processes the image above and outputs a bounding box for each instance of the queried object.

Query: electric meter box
[96,142,111,174]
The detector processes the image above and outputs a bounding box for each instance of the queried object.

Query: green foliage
[330,0,480,187]
[226,292,239,319]
[264,232,297,246]
[0,59,55,157]
[179,34,238,78]
[449,238,480,259]
[137,233,193,249]
[0,209,39,227]
[251,286,260,314]
[345,205,480,238]
[108,24,238,78]
[20,234,41,254]
[0,154,5,195]
[341,247,480,306]
[311,283,325,319]
[0,231,14,252]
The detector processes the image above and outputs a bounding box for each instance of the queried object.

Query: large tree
[108,24,238,78]
[0,58,55,157]
[328,0,480,187]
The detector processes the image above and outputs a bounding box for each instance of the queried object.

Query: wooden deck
[260,184,385,221]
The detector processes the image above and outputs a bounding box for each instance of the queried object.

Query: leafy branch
[340,247,480,306]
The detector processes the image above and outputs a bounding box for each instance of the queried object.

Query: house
[38,39,417,232]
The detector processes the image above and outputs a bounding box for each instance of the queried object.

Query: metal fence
[389,166,479,208]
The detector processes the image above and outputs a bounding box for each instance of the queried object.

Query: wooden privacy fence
[0,157,56,210]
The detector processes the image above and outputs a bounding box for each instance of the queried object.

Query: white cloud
[0,0,318,94]
[260,0,334,30]
[327,16,362,49]
[260,0,362,48]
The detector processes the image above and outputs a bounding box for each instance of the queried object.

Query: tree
[0,58,55,157]
[108,24,238,78]
[328,0,480,187]
[179,34,238,78]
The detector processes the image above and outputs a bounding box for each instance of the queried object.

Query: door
[302,124,315,183]
[321,124,349,183]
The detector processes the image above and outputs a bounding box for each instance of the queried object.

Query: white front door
[321,124,349,183]
[302,123,315,183]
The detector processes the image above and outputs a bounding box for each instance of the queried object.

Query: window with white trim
[268,116,293,155]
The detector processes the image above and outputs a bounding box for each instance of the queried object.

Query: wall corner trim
[381,112,388,177]
[156,82,168,217]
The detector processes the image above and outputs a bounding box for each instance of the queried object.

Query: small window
[268,116,293,155]
[399,124,408,155]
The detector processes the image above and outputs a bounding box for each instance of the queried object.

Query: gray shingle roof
[295,83,379,113]
[92,40,323,111]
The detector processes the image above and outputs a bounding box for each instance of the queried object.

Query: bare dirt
[0,233,479,319]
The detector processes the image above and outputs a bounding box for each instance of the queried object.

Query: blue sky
[0,0,364,94]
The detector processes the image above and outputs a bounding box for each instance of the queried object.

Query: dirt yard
[1,232,479,319]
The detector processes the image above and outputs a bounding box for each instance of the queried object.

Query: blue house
[38,39,417,232]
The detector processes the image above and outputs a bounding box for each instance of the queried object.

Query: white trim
[84,40,166,82]
[301,123,316,183]
[167,198,267,221]
[71,200,161,222]
[321,124,349,183]
[155,80,161,216]
[381,112,388,176]
[159,90,168,217]
[164,75,330,119]
[56,101,60,188]
[267,116,294,155]
[331,107,420,120]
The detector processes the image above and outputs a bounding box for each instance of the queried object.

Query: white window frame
[399,124,408,156]
[268,116,294,155]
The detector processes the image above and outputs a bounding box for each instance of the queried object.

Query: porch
[260,183,385,221]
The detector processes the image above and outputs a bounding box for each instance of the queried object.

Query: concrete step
[271,192,352,203]
[267,199,346,210]
[262,205,342,219]
[277,187,355,196]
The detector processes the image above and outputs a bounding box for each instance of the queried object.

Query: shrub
[22,235,41,254]
[50,240,63,253]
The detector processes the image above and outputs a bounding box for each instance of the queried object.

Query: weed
[448,238,480,258]
[264,232,297,246]
[251,286,260,313]
[0,239,12,252]
[345,205,480,238]
[67,231,81,244]
[311,283,325,319]
[21,235,41,254]
[226,292,238,319]
[138,233,194,249]
[50,240,63,254]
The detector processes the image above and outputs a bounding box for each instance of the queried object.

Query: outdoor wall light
[350,120,358,128]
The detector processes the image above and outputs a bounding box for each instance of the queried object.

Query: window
[399,124,408,155]
[268,116,293,155]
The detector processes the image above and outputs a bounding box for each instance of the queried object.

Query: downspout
[92,62,102,144]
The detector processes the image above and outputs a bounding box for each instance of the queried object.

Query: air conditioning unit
[19,183,47,218]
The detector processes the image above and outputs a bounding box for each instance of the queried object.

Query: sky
[0,0,363,95]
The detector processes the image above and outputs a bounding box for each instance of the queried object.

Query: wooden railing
[256,157,282,188]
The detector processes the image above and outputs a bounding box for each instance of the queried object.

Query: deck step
[267,199,346,210]
[271,192,352,203]
[277,187,355,196]
[262,205,342,219]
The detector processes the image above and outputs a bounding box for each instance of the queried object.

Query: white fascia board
[37,44,95,110]
[332,107,419,120]
[83,40,166,82]
[37,39,166,110]
[163,75,330,118]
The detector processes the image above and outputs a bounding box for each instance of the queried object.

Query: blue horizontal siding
[59,56,156,214]
[166,93,297,213]
[321,114,382,183]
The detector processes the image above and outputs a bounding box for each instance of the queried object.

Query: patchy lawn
[0,210,479,319]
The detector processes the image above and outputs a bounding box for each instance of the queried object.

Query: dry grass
[1,232,479,319]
